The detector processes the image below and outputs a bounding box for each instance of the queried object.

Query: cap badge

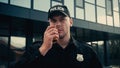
[50,6,64,12]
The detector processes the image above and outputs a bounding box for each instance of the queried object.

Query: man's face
[49,15,73,39]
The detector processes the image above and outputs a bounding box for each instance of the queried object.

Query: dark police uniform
[12,37,102,68]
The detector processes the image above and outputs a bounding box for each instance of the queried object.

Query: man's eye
[51,20,56,23]
[61,18,66,21]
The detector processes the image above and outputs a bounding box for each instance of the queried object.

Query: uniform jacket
[11,37,103,68]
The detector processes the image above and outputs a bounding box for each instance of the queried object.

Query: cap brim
[48,11,68,19]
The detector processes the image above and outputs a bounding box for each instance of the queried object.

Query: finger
[44,32,59,42]
[46,25,56,31]
[51,34,59,39]
[44,29,58,39]
[46,30,58,36]
[52,34,59,42]
[47,28,58,34]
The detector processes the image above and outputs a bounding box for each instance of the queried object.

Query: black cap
[48,5,70,19]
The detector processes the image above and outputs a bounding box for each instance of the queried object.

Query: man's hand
[39,25,59,56]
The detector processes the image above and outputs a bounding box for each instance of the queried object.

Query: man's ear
[48,19,51,26]
[70,18,73,27]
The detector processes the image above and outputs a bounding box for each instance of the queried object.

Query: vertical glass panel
[33,32,43,42]
[108,40,120,65]
[107,16,113,26]
[64,0,74,17]
[10,36,25,61]
[87,42,91,45]
[34,0,50,12]
[85,0,95,4]
[98,41,104,65]
[58,0,62,1]
[97,0,105,7]
[52,1,62,6]
[114,12,120,27]
[91,41,98,52]
[85,3,96,22]
[113,0,119,11]
[76,7,84,19]
[0,37,8,44]
[57,0,62,1]
[0,37,9,68]
[11,36,25,49]
[10,0,31,8]
[76,0,83,8]
[52,0,62,2]
[97,7,106,25]
[0,0,8,4]
[107,0,112,15]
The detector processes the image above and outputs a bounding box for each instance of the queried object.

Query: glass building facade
[0,0,120,68]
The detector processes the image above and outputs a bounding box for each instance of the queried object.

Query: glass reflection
[76,7,84,19]
[98,41,104,65]
[85,3,96,22]
[0,0,8,4]
[97,7,106,25]
[34,0,50,12]
[52,0,62,2]
[64,0,74,17]
[107,16,113,26]
[87,42,91,45]
[11,36,25,49]
[107,0,112,16]
[91,41,99,55]
[113,0,119,11]
[10,36,25,61]
[76,0,83,8]
[113,12,120,27]
[85,0,95,4]
[0,37,14,68]
[96,0,105,7]
[10,0,31,8]
[52,1,62,6]
[108,40,120,65]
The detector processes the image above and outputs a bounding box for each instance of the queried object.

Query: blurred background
[0,0,120,68]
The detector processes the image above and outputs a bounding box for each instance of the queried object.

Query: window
[10,0,31,8]
[107,16,113,26]
[98,41,104,65]
[52,0,63,6]
[64,0,74,17]
[96,0,105,7]
[0,37,8,44]
[97,7,106,25]
[75,0,84,19]
[91,41,98,51]
[113,0,119,11]
[76,7,84,19]
[0,0,8,4]
[34,0,50,12]
[107,0,113,16]
[113,12,120,27]
[10,36,25,61]
[85,0,95,4]
[108,40,120,65]
[85,3,96,22]
[76,0,84,8]
[52,1,62,6]
[0,36,9,68]
[11,36,25,49]
[52,0,62,2]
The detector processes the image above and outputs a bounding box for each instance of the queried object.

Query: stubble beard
[59,32,67,39]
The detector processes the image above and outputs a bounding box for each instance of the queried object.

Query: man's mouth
[58,30,62,33]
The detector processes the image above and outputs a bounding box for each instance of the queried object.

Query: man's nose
[55,21,61,26]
